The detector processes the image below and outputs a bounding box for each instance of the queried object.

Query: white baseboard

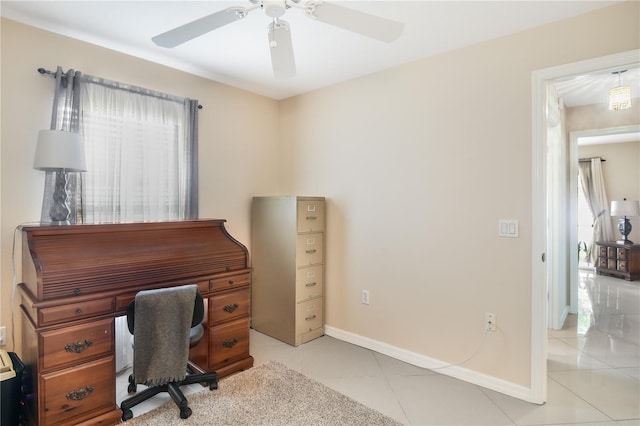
[324,325,538,404]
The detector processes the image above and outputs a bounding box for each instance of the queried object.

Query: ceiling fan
[152,0,404,79]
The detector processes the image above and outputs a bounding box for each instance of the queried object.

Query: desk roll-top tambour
[19,220,253,426]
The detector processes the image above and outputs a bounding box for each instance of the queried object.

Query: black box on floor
[1,351,25,426]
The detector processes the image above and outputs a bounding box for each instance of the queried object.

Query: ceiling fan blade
[268,20,296,79]
[304,1,404,43]
[152,7,248,48]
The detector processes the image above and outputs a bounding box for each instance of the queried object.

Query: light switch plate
[498,220,519,238]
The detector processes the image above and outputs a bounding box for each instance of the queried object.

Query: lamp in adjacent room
[608,70,632,111]
[33,129,87,225]
[610,198,640,245]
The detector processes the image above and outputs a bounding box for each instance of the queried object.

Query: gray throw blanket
[132,285,197,386]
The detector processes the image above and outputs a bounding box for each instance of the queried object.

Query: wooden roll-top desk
[19,220,253,425]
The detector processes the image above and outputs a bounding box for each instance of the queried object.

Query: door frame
[531,49,639,404]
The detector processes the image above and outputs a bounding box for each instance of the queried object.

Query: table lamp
[610,198,640,245]
[34,130,87,224]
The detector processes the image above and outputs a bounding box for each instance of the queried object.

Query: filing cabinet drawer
[296,266,323,302]
[39,297,114,326]
[209,287,250,325]
[296,233,323,266]
[209,318,250,368]
[41,318,114,372]
[297,200,325,233]
[296,299,323,336]
[41,356,115,426]
[210,273,251,292]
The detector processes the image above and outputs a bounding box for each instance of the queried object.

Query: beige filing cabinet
[251,196,325,346]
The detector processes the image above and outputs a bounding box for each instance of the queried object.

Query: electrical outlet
[485,313,497,332]
[0,326,6,346]
[361,289,370,305]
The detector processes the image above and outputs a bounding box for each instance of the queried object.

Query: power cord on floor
[424,325,490,371]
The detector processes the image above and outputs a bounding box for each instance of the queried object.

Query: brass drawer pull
[222,338,238,348]
[75,309,83,315]
[74,288,81,295]
[65,339,94,354]
[305,282,317,287]
[305,249,317,254]
[223,303,239,313]
[228,280,234,285]
[66,385,94,401]
[305,315,317,321]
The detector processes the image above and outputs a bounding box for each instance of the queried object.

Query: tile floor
[117,270,640,425]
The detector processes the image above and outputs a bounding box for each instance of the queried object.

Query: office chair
[120,287,218,421]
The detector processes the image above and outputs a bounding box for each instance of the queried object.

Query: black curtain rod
[37,67,203,109]
[579,157,606,162]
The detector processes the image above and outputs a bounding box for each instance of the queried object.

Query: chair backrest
[126,289,204,334]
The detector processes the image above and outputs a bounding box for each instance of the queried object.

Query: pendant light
[609,70,632,111]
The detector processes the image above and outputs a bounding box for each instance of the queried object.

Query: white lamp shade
[611,200,640,217]
[33,130,87,172]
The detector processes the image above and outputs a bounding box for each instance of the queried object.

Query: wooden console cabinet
[596,242,640,281]
[19,220,253,425]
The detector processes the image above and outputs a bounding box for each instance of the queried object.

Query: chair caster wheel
[121,409,133,421]
[128,382,137,394]
[210,382,218,390]
[180,406,192,419]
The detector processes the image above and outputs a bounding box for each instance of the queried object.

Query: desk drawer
[209,318,250,368]
[210,273,250,292]
[41,318,114,372]
[39,297,114,326]
[209,287,250,325]
[41,356,115,426]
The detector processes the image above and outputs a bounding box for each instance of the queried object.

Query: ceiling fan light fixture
[609,70,632,111]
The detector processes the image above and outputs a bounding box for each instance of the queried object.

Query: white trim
[531,49,640,405]
[325,325,534,402]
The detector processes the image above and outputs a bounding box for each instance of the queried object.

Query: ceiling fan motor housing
[263,0,286,18]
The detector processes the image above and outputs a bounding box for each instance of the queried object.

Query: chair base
[120,370,218,421]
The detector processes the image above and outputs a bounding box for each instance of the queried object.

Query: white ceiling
[2,0,633,101]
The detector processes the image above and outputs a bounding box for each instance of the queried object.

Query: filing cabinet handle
[305,315,317,321]
[306,216,317,220]
[223,303,239,313]
[75,308,83,315]
[305,282,317,287]
[222,338,238,348]
[305,249,317,254]
[67,385,95,401]
[64,339,94,354]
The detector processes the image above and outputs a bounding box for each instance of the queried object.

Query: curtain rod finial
[37,68,49,75]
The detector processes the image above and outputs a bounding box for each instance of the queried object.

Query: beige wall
[278,1,639,390]
[1,1,638,400]
[0,18,279,352]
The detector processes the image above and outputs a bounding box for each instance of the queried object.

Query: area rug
[125,360,402,425]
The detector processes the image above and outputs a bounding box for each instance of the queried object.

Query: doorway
[531,49,639,404]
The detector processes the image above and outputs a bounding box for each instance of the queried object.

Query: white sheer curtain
[578,158,614,265]
[78,75,198,223]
